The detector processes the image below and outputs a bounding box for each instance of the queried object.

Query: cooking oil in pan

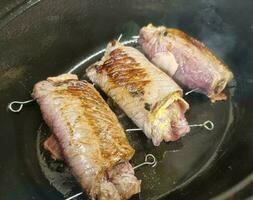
[35,34,236,200]
[36,126,82,198]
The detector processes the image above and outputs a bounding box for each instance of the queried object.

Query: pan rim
[0,1,252,199]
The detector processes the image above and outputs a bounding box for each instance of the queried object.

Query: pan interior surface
[0,0,252,200]
[36,42,235,200]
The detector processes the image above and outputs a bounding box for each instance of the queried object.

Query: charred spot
[127,83,146,97]
[66,81,86,91]
[163,31,168,36]
[109,48,125,57]
[111,40,116,46]
[94,64,103,73]
[104,59,114,66]
[52,79,76,87]
[129,90,144,97]
[144,103,151,111]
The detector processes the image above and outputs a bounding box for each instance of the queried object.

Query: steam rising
[196,0,236,60]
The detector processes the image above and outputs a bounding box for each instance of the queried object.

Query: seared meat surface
[87,41,190,146]
[33,74,140,200]
[139,24,233,101]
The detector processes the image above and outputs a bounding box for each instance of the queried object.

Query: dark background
[0,0,253,199]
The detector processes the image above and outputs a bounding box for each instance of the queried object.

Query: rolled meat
[33,74,140,200]
[86,41,190,146]
[139,24,233,102]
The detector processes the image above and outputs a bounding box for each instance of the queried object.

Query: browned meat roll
[33,74,140,200]
[86,41,190,146]
[139,24,233,102]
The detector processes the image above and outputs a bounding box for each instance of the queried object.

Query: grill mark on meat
[87,42,190,146]
[39,78,134,165]
[52,82,132,162]
[34,74,140,198]
[95,48,151,97]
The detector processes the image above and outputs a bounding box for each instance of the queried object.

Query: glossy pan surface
[0,0,253,199]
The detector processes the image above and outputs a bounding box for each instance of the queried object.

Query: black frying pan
[0,0,253,199]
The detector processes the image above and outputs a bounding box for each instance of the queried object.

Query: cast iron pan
[0,0,253,199]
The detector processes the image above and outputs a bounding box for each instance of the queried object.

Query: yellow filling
[148,92,181,131]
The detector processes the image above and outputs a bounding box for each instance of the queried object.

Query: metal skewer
[8,99,215,131]
[117,33,123,41]
[185,88,199,96]
[9,34,213,200]
[126,120,214,132]
[65,154,157,200]
[189,120,214,131]
[131,35,140,39]
[133,154,157,170]
[8,34,139,112]
[125,128,143,132]
[8,99,35,113]
[67,34,138,74]
[65,192,83,200]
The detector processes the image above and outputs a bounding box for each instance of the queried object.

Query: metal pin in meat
[86,41,190,146]
[33,74,140,200]
[139,24,234,102]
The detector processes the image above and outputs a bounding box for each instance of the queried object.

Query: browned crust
[63,81,133,162]
[163,27,233,98]
[41,78,134,166]
[211,92,227,103]
[166,28,231,75]
[93,48,151,97]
